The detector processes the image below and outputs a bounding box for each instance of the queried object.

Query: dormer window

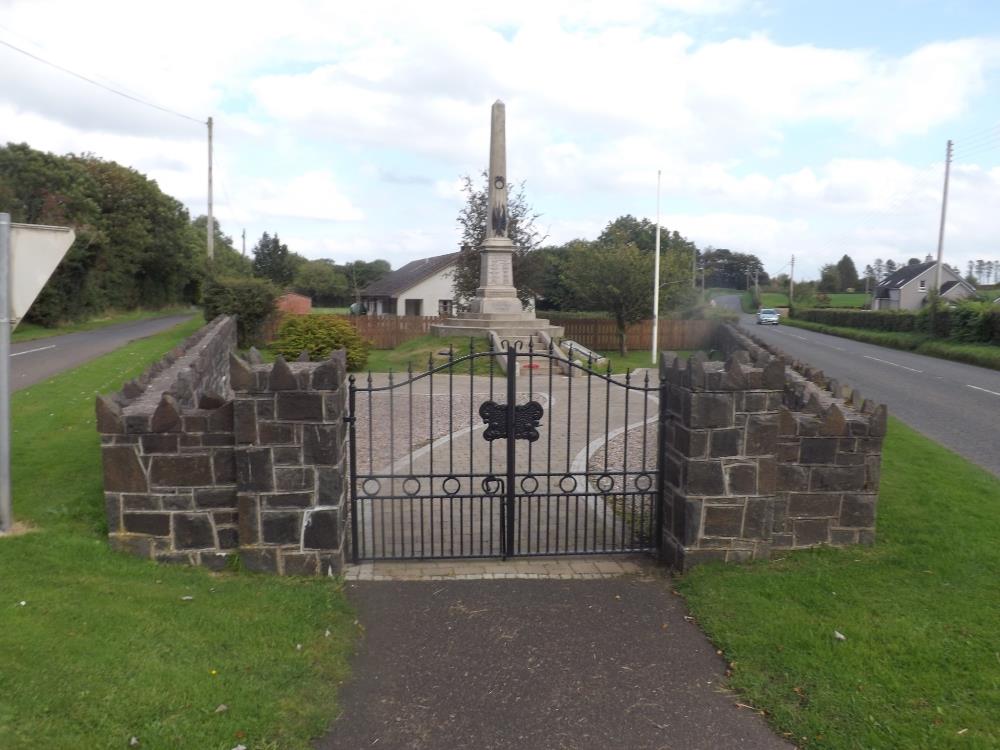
[919,279,927,291]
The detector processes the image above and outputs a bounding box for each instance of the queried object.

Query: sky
[2,0,1000,282]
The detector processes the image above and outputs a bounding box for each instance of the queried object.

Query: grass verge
[1,318,356,750]
[12,306,196,344]
[676,417,1000,749]
[364,334,497,376]
[783,318,1000,371]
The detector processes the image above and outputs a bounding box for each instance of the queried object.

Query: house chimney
[925,254,933,263]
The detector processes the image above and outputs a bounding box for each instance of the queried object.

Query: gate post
[504,346,517,558]
[347,375,359,564]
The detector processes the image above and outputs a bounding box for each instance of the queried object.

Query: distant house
[872,260,976,311]
[360,252,459,316]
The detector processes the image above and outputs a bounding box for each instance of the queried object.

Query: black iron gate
[347,341,663,562]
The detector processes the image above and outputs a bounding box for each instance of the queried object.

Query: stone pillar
[231,351,349,576]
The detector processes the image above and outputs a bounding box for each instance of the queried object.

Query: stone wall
[659,324,886,570]
[97,315,349,576]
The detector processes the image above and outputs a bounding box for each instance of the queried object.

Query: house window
[438,299,453,316]
[919,279,927,291]
[404,299,423,316]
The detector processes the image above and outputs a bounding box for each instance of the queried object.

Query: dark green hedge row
[793,302,1000,345]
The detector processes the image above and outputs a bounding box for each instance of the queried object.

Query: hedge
[793,303,1000,345]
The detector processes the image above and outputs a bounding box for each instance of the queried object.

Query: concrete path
[317,566,792,750]
[10,314,195,392]
[720,295,1000,477]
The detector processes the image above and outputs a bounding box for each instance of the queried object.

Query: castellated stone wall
[96,316,349,576]
[659,324,886,571]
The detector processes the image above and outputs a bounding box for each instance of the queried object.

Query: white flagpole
[651,170,662,365]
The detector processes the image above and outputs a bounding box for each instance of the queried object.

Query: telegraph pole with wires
[934,139,953,293]
[242,228,246,256]
[207,116,214,261]
[789,254,795,304]
[651,169,662,365]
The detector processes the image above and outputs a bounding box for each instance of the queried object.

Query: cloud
[245,171,364,222]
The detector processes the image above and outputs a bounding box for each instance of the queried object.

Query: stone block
[262,511,301,544]
[313,350,347,390]
[95,395,124,433]
[674,426,708,458]
[273,446,302,465]
[788,493,840,518]
[793,518,830,546]
[183,414,209,433]
[102,446,148,493]
[758,457,776,493]
[149,455,214,487]
[216,527,239,549]
[282,552,320,576]
[174,513,216,549]
[317,467,345,504]
[820,405,848,436]
[323,392,345,422]
[869,404,888,437]
[830,528,859,545]
[263,492,314,509]
[202,433,234,447]
[810,465,866,492]
[233,400,258,444]
[703,505,743,537]
[836,451,866,466]
[237,448,274,492]
[156,551,197,565]
[709,428,742,457]
[742,392,768,412]
[180,434,203,448]
[664,455,681,488]
[240,547,278,573]
[230,352,255,391]
[770,532,794,548]
[840,494,877,527]
[679,548,728,570]
[195,488,237,509]
[277,392,324,422]
[238,494,259,545]
[776,464,810,492]
[800,438,838,464]
[865,456,881,491]
[318,552,346,577]
[105,494,122,532]
[276,467,313,491]
[269,356,298,390]
[742,497,770,539]
[259,422,296,445]
[123,494,161,511]
[681,497,702,544]
[684,392,734,429]
[303,424,343,465]
[201,551,235,570]
[124,414,151,434]
[151,394,182,432]
[686,460,725,496]
[303,508,341,549]
[141,434,179,454]
[726,463,757,494]
[123,512,170,536]
[161,494,194,511]
[746,414,779,455]
[208,402,234,432]
[256,398,275,419]
[778,408,796,437]
[214,449,236,483]
[777,441,799,463]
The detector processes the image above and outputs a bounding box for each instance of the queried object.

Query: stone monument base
[431,310,564,341]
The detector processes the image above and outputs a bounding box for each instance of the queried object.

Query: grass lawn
[677,417,1000,749]
[0,318,356,750]
[817,292,871,308]
[760,292,790,307]
[364,334,498,376]
[11,305,196,344]
[591,349,695,374]
[311,306,350,315]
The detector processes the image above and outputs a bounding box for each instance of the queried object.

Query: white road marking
[863,355,923,373]
[790,334,808,341]
[966,384,1000,398]
[10,344,56,357]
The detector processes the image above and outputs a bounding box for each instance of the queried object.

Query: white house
[360,252,459,316]
[872,260,976,311]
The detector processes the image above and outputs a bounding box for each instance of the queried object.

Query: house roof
[940,280,959,295]
[876,261,935,293]
[361,252,460,298]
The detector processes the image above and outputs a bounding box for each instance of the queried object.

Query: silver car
[757,308,780,325]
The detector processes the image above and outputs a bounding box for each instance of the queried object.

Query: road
[9,314,194,392]
[717,296,1000,478]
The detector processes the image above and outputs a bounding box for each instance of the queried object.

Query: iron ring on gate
[442,476,461,495]
[634,473,653,492]
[559,474,577,493]
[596,474,615,493]
[520,475,539,494]
[362,478,381,496]
[403,476,421,496]
[482,475,504,495]
[499,339,524,351]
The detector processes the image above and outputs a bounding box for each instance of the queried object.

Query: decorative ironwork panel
[479,400,543,442]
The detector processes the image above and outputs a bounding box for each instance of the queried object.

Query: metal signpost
[0,214,75,533]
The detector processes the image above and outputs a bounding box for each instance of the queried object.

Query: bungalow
[360,252,459,316]
[872,260,976,311]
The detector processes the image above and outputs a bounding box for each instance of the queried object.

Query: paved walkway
[317,562,792,750]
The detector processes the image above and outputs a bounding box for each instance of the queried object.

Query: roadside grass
[1,318,356,750]
[11,305,195,344]
[592,350,694,374]
[783,318,1000,371]
[760,292,789,307]
[364,334,498,376]
[677,417,1000,749]
[817,292,871,308]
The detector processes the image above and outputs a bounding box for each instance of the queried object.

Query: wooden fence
[551,317,719,352]
[335,315,443,349]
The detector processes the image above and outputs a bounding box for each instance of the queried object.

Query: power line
[0,37,204,125]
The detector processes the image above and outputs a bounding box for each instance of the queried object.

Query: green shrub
[273,314,370,370]
[201,276,277,347]
[793,307,920,332]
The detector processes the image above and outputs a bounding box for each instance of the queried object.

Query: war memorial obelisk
[432,100,562,341]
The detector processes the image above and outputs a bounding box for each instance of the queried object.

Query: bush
[793,307,920,332]
[202,276,278,347]
[273,314,370,370]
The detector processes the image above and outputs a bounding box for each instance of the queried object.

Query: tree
[885,259,898,276]
[343,259,391,304]
[836,254,860,291]
[293,260,349,305]
[252,232,295,286]
[817,264,841,292]
[563,241,654,355]
[194,215,252,278]
[700,248,766,289]
[873,258,884,281]
[451,171,546,306]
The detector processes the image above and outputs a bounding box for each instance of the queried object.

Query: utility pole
[207,116,214,261]
[754,269,759,301]
[0,214,10,533]
[242,228,246,256]
[934,139,953,293]
[789,254,795,304]
[651,170,661,365]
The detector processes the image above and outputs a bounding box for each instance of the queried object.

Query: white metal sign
[9,223,75,323]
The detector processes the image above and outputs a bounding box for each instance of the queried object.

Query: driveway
[10,314,195,391]
[318,573,792,750]
[720,296,1000,478]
